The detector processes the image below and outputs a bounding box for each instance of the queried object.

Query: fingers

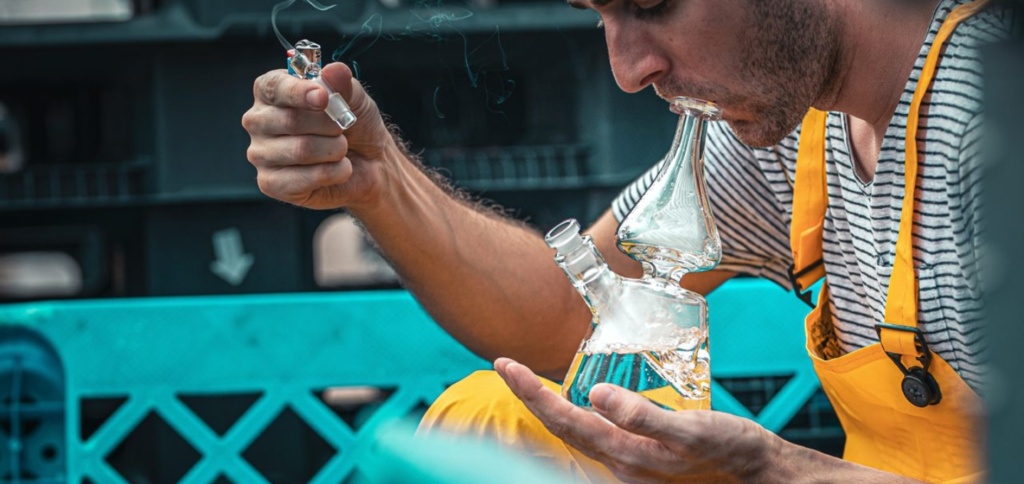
[496,359,777,482]
[590,384,682,441]
[246,66,362,136]
[243,63,387,211]
[494,358,601,436]
[494,359,624,456]
[498,359,730,482]
[322,63,381,127]
[253,70,328,111]
[247,134,349,169]
[255,159,354,205]
[320,62,355,100]
[243,104,343,137]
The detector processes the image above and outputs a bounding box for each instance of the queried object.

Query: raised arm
[242,63,733,378]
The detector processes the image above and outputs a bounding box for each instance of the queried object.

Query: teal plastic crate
[0,279,833,482]
[0,291,488,483]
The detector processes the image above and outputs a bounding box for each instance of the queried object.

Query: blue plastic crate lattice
[0,279,837,482]
[0,291,488,483]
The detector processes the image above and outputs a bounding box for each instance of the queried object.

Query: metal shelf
[0,1,599,48]
[0,161,150,208]
[423,144,638,191]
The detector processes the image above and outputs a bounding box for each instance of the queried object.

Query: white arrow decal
[209,228,254,286]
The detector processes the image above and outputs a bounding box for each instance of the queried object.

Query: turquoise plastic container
[0,279,824,483]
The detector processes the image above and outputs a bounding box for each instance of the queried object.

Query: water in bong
[561,286,711,411]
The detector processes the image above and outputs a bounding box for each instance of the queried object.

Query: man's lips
[653,88,746,122]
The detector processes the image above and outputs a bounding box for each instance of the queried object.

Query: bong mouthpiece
[286,39,357,130]
[545,219,585,255]
[669,97,722,120]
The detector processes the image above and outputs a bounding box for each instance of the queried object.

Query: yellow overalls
[420,3,987,482]
[789,2,987,482]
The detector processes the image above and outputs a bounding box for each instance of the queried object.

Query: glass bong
[545,97,722,411]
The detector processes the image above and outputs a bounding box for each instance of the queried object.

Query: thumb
[320,62,355,102]
[321,62,381,126]
[590,384,677,441]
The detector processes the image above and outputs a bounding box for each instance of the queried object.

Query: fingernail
[499,364,520,392]
[307,89,324,109]
[590,385,615,410]
[493,358,510,373]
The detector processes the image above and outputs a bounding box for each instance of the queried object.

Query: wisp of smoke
[331,14,385,77]
[271,0,517,118]
[271,0,338,52]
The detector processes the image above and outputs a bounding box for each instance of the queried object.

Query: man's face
[570,0,839,147]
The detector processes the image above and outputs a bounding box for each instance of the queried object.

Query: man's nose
[605,22,669,94]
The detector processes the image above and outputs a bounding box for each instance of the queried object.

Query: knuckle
[290,81,310,107]
[258,170,306,204]
[331,135,349,160]
[691,410,714,435]
[311,163,335,185]
[255,172,274,196]
[246,144,275,168]
[618,403,649,430]
[257,73,279,105]
[291,137,314,162]
[241,109,257,132]
[281,111,302,134]
[677,411,712,449]
[543,416,570,439]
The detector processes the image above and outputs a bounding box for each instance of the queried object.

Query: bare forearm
[770,439,923,484]
[350,143,590,378]
[243,66,590,376]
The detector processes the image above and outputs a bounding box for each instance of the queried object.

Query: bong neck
[557,238,615,288]
[614,97,722,282]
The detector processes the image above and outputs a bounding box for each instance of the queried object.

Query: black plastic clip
[875,323,942,407]
[788,260,823,309]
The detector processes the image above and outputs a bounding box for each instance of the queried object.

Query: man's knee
[418,370,559,444]
[417,370,616,482]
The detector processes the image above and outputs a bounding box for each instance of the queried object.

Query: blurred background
[0,0,1020,483]
[0,0,679,301]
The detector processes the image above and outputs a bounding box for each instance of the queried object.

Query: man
[242,0,1014,481]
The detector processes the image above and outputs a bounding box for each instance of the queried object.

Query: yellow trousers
[417,370,619,483]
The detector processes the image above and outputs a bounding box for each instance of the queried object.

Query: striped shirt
[612,0,1016,393]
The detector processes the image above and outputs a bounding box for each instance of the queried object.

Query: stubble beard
[724,0,841,147]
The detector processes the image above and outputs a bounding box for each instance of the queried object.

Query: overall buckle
[788,260,822,309]
[875,323,942,407]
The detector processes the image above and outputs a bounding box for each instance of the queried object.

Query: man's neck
[813,0,942,181]
[818,0,942,130]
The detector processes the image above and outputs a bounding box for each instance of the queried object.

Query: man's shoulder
[952,2,1017,46]
[938,1,1016,81]
[919,3,1013,143]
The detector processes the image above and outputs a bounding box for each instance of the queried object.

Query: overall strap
[876,0,987,364]
[790,0,989,406]
[789,109,829,307]
[876,0,990,407]
[881,0,990,342]
[790,1,989,319]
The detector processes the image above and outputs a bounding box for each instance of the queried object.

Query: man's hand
[494,357,785,483]
[241,63,398,211]
[494,359,925,483]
